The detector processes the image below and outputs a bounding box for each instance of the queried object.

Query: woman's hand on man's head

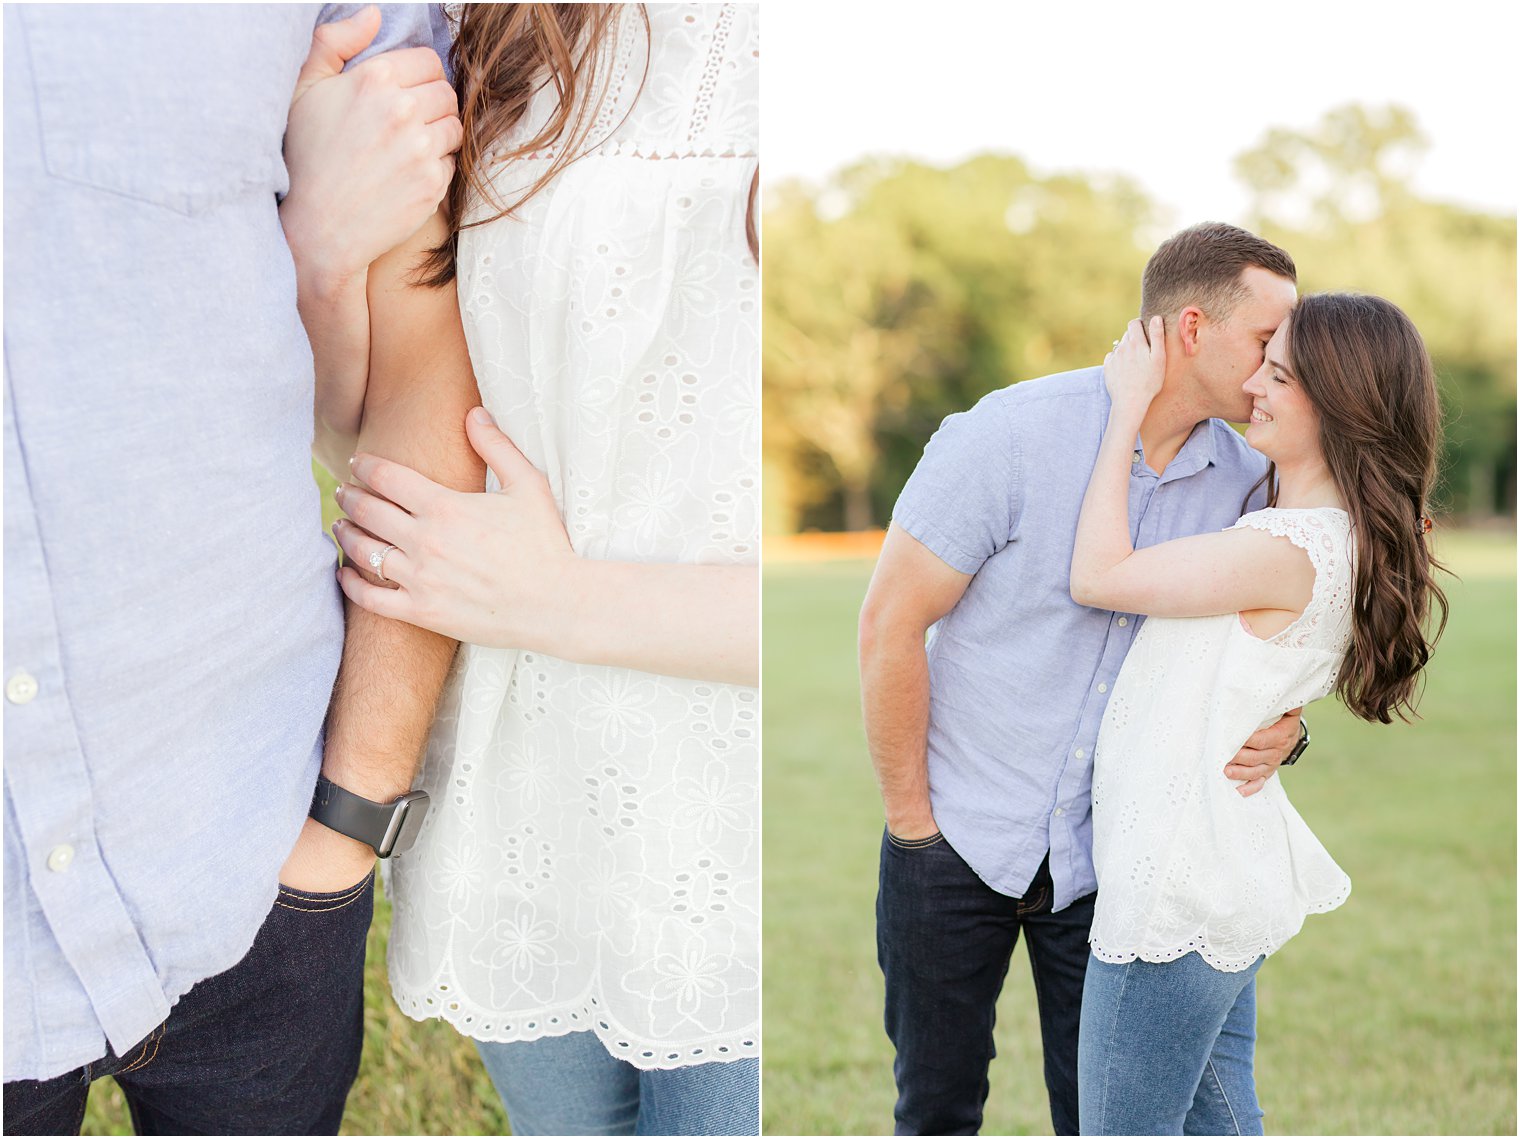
[1103,316,1167,419]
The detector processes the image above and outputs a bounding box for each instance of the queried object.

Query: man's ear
[1175,305,1205,357]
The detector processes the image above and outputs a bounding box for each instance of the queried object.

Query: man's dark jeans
[3,871,374,1136]
[877,830,1096,1136]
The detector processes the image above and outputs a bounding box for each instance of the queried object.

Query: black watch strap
[309,775,430,858]
[1282,717,1310,767]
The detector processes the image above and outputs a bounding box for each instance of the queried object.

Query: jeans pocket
[887,829,945,851]
[274,871,375,915]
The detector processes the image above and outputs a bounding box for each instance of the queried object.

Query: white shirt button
[6,672,39,704]
[1117,616,1129,627]
[1097,682,1109,693]
[1054,807,1067,817]
[46,845,75,873]
[1131,451,1142,465]
[1074,748,1086,759]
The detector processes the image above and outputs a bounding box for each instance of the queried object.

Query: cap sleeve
[1230,508,1354,650]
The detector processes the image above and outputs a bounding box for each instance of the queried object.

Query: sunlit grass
[762,534,1516,1136]
[68,518,1515,1136]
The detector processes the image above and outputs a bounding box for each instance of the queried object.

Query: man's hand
[1224,707,1302,797]
[279,817,376,894]
[280,5,463,289]
[887,810,941,843]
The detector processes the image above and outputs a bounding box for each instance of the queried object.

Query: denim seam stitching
[1205,1057,1242,1135]
[887,831,944,850]
[277,878,369,902]
[115,1022,164,1075]
[1094,962,1131,1135]
[273,888,367,913]
[275,877,371,911]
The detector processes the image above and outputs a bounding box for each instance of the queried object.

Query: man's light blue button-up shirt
[3,4,436,1083]
[892,367,1268,912]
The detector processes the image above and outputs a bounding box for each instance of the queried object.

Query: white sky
[763,1,1518,226]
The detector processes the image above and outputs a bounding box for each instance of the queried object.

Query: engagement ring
[370,544,398,581]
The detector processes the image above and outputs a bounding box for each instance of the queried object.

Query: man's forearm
[282,210,483,890]
[279,582,458,890]
[322,592,457,801]
[283,410,471,890]
[321,215,482,799]
[860,625,936,835]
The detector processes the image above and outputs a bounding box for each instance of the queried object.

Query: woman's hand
[280,8,462,287]
[333,407,582,652]
[335,406,758,685]
[281,11,462,468]
[1103,316,1166,419]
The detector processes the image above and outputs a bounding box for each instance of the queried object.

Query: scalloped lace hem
[1089,888,1353,973]
[489,141,759,166]
[388,982,759,1072]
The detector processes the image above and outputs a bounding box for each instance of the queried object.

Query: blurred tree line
[763,104,1517,534]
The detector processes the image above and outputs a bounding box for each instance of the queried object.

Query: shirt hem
[1088,884,1353,973]
[933,798,1098,907]
[388,983,759,1072]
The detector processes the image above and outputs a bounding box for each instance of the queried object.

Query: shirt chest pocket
[18,7,307,216]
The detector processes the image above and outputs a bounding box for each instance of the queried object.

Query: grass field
[762,529,1516,1136]
[73,525,1515,1136]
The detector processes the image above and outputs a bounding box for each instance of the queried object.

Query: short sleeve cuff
[892,508,986,575]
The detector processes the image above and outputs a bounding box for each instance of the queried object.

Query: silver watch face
[377,790,430,858]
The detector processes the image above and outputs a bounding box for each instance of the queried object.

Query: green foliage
[1238,108,1517,517]
[1235,104,1429,229]
[764,105,1517,532]
[764,155,1153,531]
[762,532,1516,1135]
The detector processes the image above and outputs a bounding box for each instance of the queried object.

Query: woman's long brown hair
[1272,293,1450,723]
[420,5,757,287]
[419,4,627,286]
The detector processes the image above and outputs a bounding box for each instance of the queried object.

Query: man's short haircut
[1140,222,1297,324]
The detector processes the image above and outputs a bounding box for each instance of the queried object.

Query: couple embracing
[5,4,757,1136]
[862,223,1446,1135]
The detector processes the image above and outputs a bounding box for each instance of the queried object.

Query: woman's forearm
[334,410,755,687]
[290,255,371,475]
[556,560,759,687]
[1070,406,1144,606]
[1072,319,1166,606]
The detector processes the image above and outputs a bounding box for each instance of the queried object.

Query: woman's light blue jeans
[476,1031,759,1136]
[1078,950,1266,1136]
